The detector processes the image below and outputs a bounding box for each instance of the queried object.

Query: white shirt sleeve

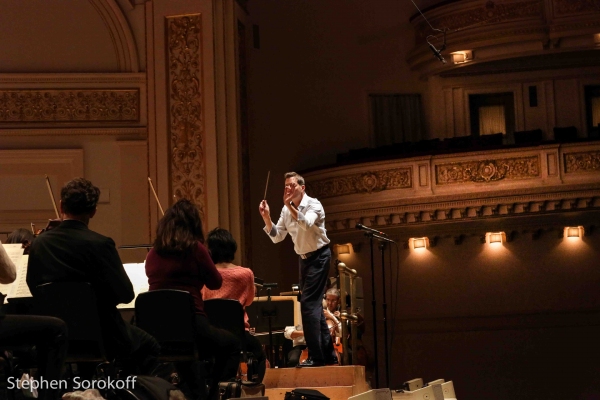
[0,241,17,284]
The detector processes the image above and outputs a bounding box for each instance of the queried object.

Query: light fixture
[450,50,473,64]
[409,237,429,249]
[335,244,352,254]
[595,33,600,47]
[486,231,506,244]
[565,226,584,238]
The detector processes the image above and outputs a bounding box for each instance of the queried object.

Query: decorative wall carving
[0,90,139,122]
[554,0,600,15]
[564,151,600,173]
[414,1,541,44]
[306,167,412,199]
[166,14,207,218]
[436,156,540,185]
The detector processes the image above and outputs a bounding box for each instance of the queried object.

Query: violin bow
[147,177,165,216]
[45,175,60,219]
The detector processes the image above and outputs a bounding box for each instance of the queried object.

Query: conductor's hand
[259,200,270,218]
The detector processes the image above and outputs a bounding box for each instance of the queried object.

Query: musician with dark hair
[27,177,160,375]
[202,227,267,382]
[146,200,241,399]
[259,172,336,367]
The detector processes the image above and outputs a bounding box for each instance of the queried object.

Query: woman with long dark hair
[145,199,241,399]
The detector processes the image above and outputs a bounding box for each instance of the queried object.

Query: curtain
[370,94,423,146]
[479,105,506,135]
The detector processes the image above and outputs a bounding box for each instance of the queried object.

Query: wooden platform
[263,365,370,400]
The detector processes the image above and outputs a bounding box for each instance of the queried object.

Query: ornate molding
[554,0,600,15]
[436,156,540,185]
[0,127,146,137]
[564,151,600,173]
[0,90,139,122]
[306,167,412,199]
[166,14,207,218]
[414,1,542,45]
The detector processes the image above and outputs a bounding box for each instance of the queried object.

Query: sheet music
[6,255,32,301]
[0,244,23,298]
[117,262,149,309]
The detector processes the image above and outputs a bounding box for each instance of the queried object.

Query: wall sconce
[409,237,429,250]
[565,226,584,238]
[335,243,352,254]
[450,50,473,64]
[594,33,600,47]
[486,231,506,244]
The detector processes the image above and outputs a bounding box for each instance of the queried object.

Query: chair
[553,126,578,142]
[135,289,199,362]
[34,282,110,370]
[204,299,256,380]
[203,299,246,353]
[514,128,543,145]
[33,282,112,396]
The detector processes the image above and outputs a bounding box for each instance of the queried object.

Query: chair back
[135,289,198,360]
[203,298,246,352]
[34,282,107,362]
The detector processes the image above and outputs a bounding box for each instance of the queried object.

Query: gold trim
[307,168,412,199]
[166,14,208,218]
[435,156,540,185]
[0,89,139,122]
[564,151,600,173]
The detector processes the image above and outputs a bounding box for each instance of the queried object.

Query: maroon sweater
[145,242,222,316]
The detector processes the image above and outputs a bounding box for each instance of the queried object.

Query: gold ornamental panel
[306,167,412,199]
[554,0,600,15]
[414,1,541,45]
[0,90,139,122]
[166,14,207,218]
[436,156,540,185]
[564,151,600,173]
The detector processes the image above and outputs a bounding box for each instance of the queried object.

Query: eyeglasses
[284,183,298,189]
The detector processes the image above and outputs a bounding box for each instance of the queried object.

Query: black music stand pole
[379,242,390,388]
[261,283,278,368]
[367,233,379,388]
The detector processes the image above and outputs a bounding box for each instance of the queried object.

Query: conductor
[259,172,336,367]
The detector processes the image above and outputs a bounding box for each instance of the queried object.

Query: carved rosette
[0,90,139,122]
[564,151,600,173]
[554,0,600,15]
[414,1,541,44]
[306,168,412,199]
[166,14,207,218]
[436,156,539,185]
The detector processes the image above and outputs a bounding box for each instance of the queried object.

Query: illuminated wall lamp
[335,244,352,254]
[450,50,473,64]
[594,33,600,47]
[487,232,506,244]
[410,237,429,249]
[565,226,584,238]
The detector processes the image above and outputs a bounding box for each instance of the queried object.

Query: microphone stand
[379,242,390,388]
[367,233,379,388]
[364,231,395,389]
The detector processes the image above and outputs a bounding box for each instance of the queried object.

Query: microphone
[428,43,446,64]
[355,223,388,237]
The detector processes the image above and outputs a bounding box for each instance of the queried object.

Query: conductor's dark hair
[284,172,305,186]
[207,228,237,264]
[61,178,100,216]
[154,199,205,256]
[6,228,34,245]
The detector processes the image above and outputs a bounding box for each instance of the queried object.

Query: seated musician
[323,288,342,338]
[1,240,68,400]
[201,228,267,382]
[145,200,241,400]
[26,178,160,375]
[6,228,35,254]
[283,324,306,367]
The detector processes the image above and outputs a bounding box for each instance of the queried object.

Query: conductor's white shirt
[263,193,330,256]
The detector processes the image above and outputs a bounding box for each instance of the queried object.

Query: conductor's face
[284,177,305,204]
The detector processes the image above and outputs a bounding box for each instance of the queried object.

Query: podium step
[263,366,370,400]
